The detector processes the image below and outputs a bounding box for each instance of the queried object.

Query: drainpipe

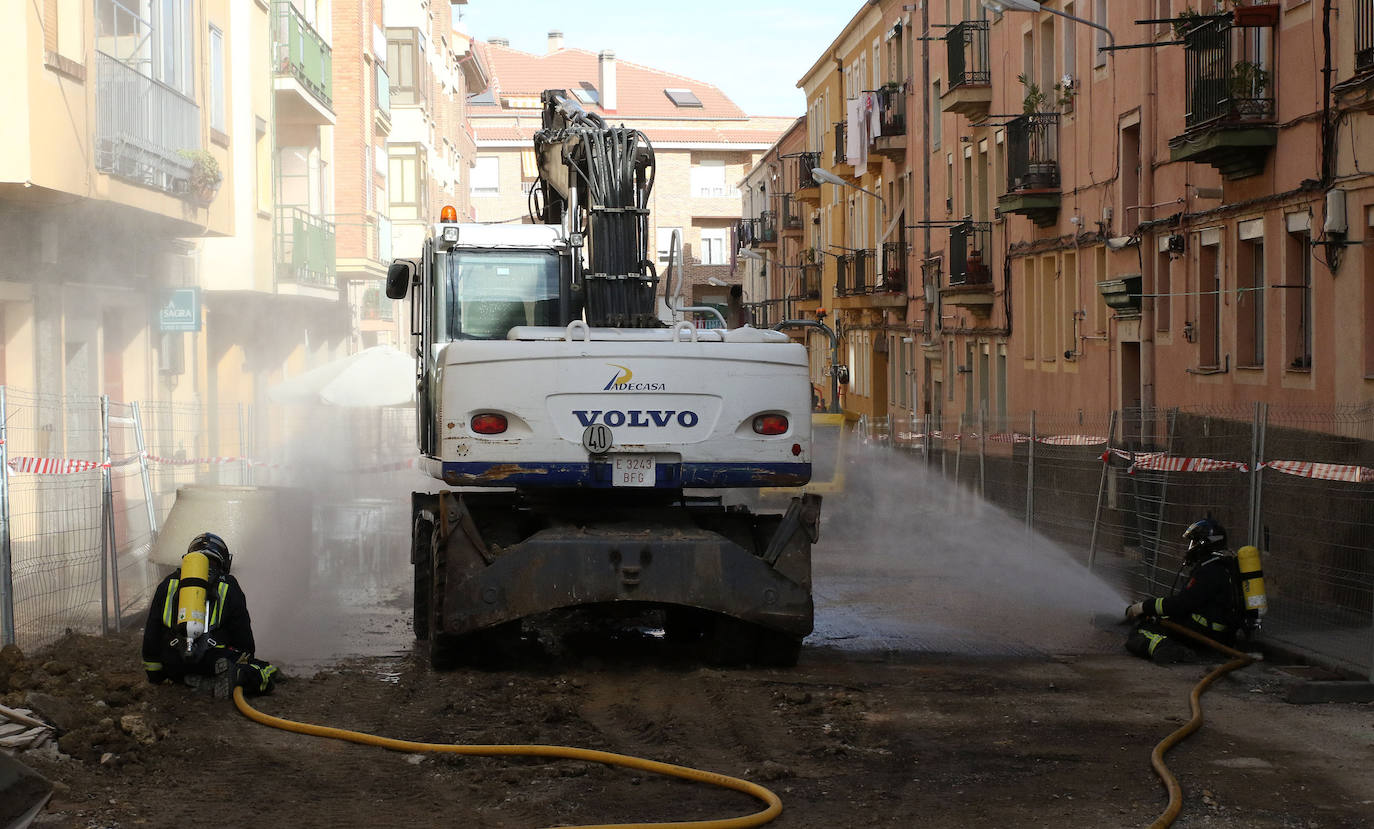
[920,0,932,414]
[1138,23,1156,442]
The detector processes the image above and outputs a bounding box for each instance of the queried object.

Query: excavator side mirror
[386,260,415,299]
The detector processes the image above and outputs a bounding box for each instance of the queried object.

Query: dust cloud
[812,441,1128,657]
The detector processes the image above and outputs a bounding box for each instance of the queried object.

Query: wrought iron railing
[361,284,394,321]
[836,253,854,295]
[853,248,875,294]
[834,122,847,165]
[1359,0,1374,73]
[758,211,778,243]
[948,222,993,286]
[275,206,337,288]
[881,239,908,293]
[780,195,802,229]
[275,1,333,110]
[947,20,991,89]
[795,152,820,189]
[877,86,906,136]
[1182,15,1275,129]
[1006,113,1060,192]
[94,52,199,196]
[798,263,822,300]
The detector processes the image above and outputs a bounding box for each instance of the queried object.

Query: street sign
[159,288,201,332]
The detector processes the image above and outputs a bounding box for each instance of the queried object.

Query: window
[1237,235,1265,367]
[389,143,425,220]
[255,117,270,214]
[440,250,562,340]
[964,342,975,413]
[691,160,728,198]
[1285,228,1313,370]
[1198,240,1221,368]
[1156,239,1171,332]
[1023,257,1037,358]
[665,88,702,107]
[157,0,193,96]
[571,84,598,105]
[700,228,728,265]
[387,28,428,107]
[471,156,498,197]
[931,80,942,148]
[1040,255,1058,361]
[209,26,225,133]
[1040,17,1055,97]
[1365,244,1374,377]
[1063,2,1077,82]
[656,227,682,267]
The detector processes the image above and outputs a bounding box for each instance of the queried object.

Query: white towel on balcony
[866,91,882,138]
[846,97,867,168]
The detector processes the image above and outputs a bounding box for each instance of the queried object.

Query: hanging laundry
[866,90,882,138]
[846,97,867,168]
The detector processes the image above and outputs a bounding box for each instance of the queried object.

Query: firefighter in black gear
[1125,518,1243,663]
[142,533,278,697]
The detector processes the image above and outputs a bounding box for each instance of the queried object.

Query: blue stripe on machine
[440,461,811,488]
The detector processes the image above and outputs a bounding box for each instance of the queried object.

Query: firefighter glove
[1125,601,1146,620]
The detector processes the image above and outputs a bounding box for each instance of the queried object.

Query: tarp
[267,345,415,407]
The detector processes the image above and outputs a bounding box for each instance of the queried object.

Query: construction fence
[858,404,1374,680]
[0,387,419,653]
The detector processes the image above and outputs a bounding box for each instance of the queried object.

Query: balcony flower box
[1233,4,1279,28]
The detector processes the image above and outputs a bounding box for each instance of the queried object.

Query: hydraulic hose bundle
[535,91,659,328]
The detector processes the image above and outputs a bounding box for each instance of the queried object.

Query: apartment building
[779,0,1374,426]
[384,0,484,318]
[1,0,235,439]
[468,33,790,306]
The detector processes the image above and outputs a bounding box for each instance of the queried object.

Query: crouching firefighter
[142,533,279,697]
[1124,518,1246,663]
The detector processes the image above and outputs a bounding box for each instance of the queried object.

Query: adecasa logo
[603,363,666,392]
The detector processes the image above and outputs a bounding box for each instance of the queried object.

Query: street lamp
[810,168,886,211]
[737,249,765,262]
[980,0,1116,51]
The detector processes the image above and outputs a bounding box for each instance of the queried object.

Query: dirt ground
[4,616,1373,829]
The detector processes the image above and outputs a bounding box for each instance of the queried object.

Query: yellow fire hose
[1147,619,1259,829]
[233,687,781,829]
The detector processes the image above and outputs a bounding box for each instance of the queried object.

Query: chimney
[547,30,563,53]
[598,50,617,112]
[490,37,509,47]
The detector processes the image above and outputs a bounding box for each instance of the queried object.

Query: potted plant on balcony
[1172,7,1204,41]
[178,149,222,204]
[1229,60,1271,117]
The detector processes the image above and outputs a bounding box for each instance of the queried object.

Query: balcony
[998,113,1061,227]
[274,1,335,124]
[942,222,995,315]
[1359,0,1374,74]
[792,152,821,204]
[780,195,803,232]
[1168,14,1276,180]
[872,85,907,161]
[757,211,778,247]
[1097,273,1143,319]
[275,206,338,298]
[942,21,992,118]
[832,121,852,175]
[94,53,199,198]
[880,239,908,294]
[361,283,395,322]
[796,262,822,301]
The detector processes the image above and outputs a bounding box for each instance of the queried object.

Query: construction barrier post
[0,386,13,646]
[239,403,252,486]
[1247,401,1267,548]
[1087,409,1119,572]
[1025,411,1036,535]
[978,408,987,499]
[954,412,965,488]
[132,401,158,544]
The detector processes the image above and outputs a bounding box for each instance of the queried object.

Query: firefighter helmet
[187,532,232,574]
[1182,518,1227,564]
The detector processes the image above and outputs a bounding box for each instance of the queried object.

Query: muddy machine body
[389,92,819,667]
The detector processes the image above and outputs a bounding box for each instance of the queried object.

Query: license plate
[610,454,655,487]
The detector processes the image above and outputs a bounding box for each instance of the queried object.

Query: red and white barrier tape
[7,457,106,474]
[1260,459,1374,483]
[4,454,414,476]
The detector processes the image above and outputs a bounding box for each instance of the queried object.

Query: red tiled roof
[473,43,747,119]
[472,124,781,146]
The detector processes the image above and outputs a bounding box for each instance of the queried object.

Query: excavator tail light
[471,413,508,435]
[752,414,788,436]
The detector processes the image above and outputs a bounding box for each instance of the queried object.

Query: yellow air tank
[176,552,212,649]
[1236,545,1267,630]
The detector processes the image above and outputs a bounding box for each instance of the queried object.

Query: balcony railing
[376,63,391,122]
[1006,113,1060,192]
[798,263,821,300]
[949,222,993,286]
[94,52,199,196]
[276,206,337,289]
[1359,0,1374,73]
[794,151,820,189]
[877,86,906,136]
[880,239,908,293]
[275,1,333,109]
[836,253,853,295]
[1182,15,1274,129]
[780,195,802,229]
[834,122,847,165]
[947,20,991,89]
[758,211,778,244]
